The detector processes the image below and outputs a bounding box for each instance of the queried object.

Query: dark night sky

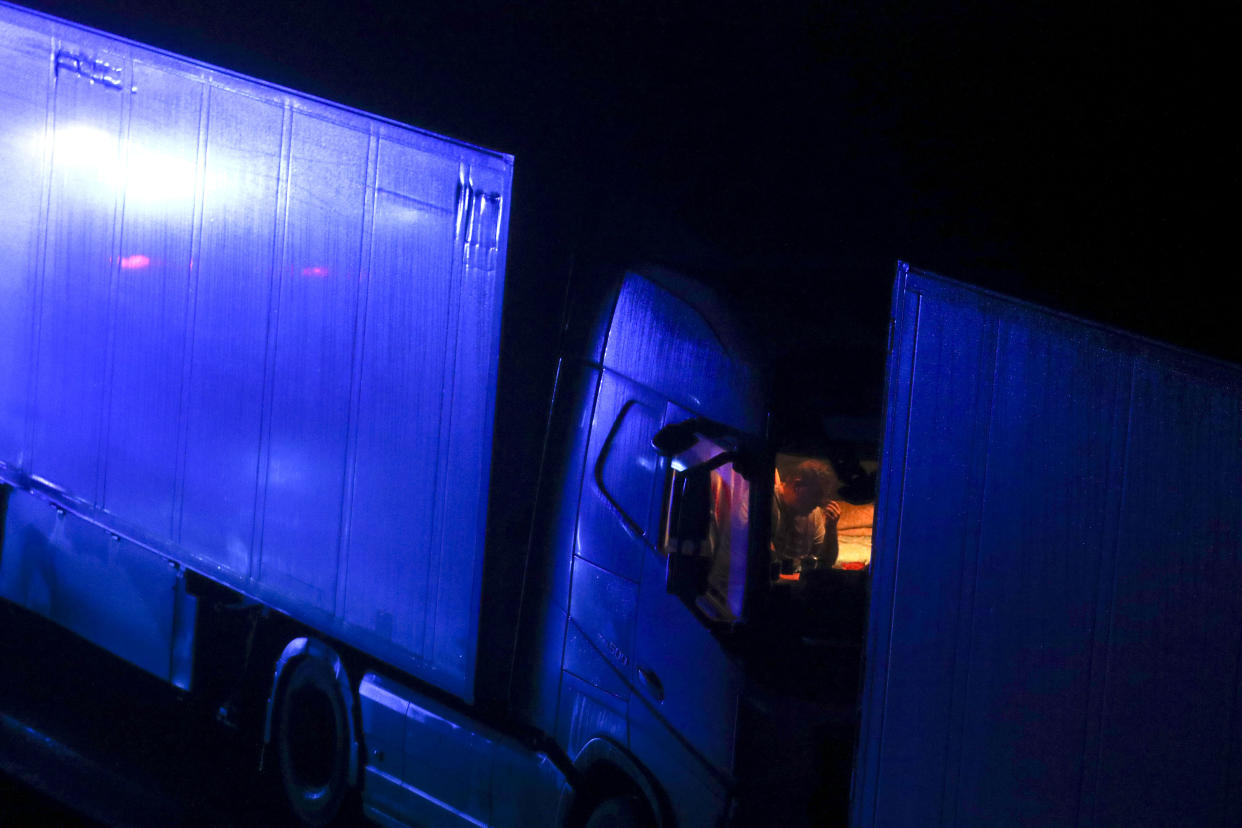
[13,1,1234,428]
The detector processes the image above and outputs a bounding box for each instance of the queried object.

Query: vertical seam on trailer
[868,292,921,825]
[23,32,59,476]
[1078,357,1135,825]
[1226,584,1242,824]
[1215,392,1242,823]
[171,78,211,545]
[95,48,135,510]
[421,163,471,666]
[333,127,379,621]
[943,312,1001,826]
[251,101,294,582]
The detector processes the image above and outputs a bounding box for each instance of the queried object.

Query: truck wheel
[274,657,352,826]
[584,795,653,828]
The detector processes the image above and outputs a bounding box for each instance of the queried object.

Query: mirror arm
[652,417,766,481]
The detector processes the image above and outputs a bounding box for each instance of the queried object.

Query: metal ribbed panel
[0,1,512,701]
[0,15,48,469]
[858,266,1242,826]
[178,89,283,575]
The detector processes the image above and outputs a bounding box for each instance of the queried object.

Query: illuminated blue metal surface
[575,371,663,580]
[565,557,638,696]
[101,60,201,535]
[177,88,282,575]
[856,265,1242,826]
[602,271,764,437]
[509,361,600,735]
[557,270,759,826]
[0,1,512,703]
[0,16,48,471]
[360,672,565,827]
[0,488,197,688]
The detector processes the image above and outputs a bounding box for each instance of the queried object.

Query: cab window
[596,399,662,537]
[661,437,751,621]
[770,453,873,578]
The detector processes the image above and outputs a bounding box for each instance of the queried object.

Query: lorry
[3,3,1241,826]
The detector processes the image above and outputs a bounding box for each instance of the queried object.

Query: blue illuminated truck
[3,3,1242,827]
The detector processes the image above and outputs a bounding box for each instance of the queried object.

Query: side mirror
[652,417,761,482]
[666,466,711,551]
[664,466,712,598]
[652,420,701,457]
[656,424,759,643]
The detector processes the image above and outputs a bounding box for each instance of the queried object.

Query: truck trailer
[3,3,1242,826]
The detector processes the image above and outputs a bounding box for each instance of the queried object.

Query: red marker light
[119,254,150,270]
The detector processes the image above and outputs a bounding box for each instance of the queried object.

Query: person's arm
[818,501,841,566]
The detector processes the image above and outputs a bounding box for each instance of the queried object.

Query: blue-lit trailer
[853,267,1242,826]
[3,3,1242,828]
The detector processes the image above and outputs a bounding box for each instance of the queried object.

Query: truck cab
[514,266,863,827]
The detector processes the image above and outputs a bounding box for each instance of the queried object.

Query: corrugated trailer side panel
[0,8,47,466]
[178,83,283,575]
[0,2,512,701]
[855,265,1242,825]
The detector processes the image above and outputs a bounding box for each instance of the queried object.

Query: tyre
[584,794,654,828]
[274,656,352,827]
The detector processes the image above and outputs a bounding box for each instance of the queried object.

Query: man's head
[779,459,835,516]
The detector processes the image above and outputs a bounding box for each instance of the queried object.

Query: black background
[0,3,1232,819]
[11,0,1233,435]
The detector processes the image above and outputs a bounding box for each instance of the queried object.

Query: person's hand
[822,500,842,525]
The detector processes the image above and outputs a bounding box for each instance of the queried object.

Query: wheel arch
[561,737,670,828]
[262,636,361,788]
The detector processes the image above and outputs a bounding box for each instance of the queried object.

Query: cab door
[629,410,753,823]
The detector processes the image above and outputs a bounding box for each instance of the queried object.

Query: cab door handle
[637,665,664,702]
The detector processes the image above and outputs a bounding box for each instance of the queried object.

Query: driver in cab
[771,459,841,576]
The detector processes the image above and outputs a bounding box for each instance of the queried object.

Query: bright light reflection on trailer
[31,123,219,204]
